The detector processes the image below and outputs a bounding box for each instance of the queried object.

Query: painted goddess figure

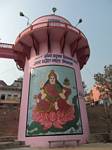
[32,70,75,130]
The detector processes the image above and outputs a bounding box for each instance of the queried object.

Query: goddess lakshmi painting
[26,65,83,136]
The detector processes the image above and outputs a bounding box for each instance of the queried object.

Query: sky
[0,0,112,91]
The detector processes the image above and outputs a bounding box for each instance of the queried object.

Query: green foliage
[82,81,86,89]
[94,65,112,139]
[94,65,112,84]
[94,65,112,96]
[82,81,88,95]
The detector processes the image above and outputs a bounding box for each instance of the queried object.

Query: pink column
[13,15,90,147]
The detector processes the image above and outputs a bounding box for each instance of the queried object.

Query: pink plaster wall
[18,44,89,147]
[18,59,30,141]
[92,86,100,102]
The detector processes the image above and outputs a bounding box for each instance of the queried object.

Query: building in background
[0,78,22,107]
[84,84,112,106]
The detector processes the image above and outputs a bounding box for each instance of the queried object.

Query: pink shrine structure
[0,14,90,147]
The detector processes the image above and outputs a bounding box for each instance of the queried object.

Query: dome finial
[52,7,57,15]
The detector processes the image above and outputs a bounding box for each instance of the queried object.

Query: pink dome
[14,14,90,70]
[32,14,71,25]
